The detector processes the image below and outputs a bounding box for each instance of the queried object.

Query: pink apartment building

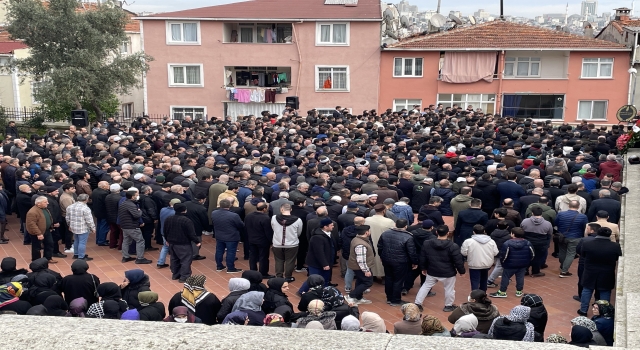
[139,0,381,120]
[379,21,631,124]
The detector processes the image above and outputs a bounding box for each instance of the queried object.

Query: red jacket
[599,161,622,181]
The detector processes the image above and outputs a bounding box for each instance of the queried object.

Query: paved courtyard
[1,214,596,337]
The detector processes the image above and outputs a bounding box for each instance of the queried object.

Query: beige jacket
[585,218,620,242]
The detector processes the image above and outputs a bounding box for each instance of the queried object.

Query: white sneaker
[64,248,74,253]
[295,268,308,273]
[364,288,371,294]
[202,231,213,236]
[356,298,372,305]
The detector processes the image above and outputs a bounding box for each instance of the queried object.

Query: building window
[171,106,206,120]
[504,57,540,77]
[581,58,613,78]
[316,66,349,91]
[316,23,349,45]
[393,99,422,112]
[31,80,44,104]
[437,94,496,114]
[316,109,335,116]
[167,22,200,44]
[168,64,203,87]
[122,103,133,118]
[225,23,292,43]
[502,94,564,119]
[393,58,423,77]
[120,39,131,55]
[578,100,608,120]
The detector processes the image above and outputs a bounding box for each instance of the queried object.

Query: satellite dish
[449,14,463,25]
[385,29,398,39]
[383,8,394,21]
[430,13,446,27]
[400,15,411,28]
[469,15,476,25]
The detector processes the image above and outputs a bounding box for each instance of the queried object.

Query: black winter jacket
[121,274,151,310]
[117,199,142,230]
[105,192,122,224]
[431,188,455,216]
[306,228,335,269]
[139,194,158,224]
[410,228,437,256]
[378,228,418,265]
[210,208,244,242]
[245,211,274,246]
[139,302,166,321]
[90,188,109,220]
[490,229,511,251]
[417,205,445,226]
[500,238,534,269]
[217,290,248,323]
[184,200,211,235]
[340,225,357,260]
[164,214,200,245]
[419,239,465,278]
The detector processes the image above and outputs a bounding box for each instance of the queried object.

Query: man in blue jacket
[454,198,488,247]
[496,172,526,211]
[490,227,534,298]
[555,200,588,278]
[211,198,244,273]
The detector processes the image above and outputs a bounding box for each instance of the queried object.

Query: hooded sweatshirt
[450,194,472,223]
[460,234,499,269]
[0,257,28,285]
[271,214,303,248]
[520,216,553,238]
[556,193,586,213]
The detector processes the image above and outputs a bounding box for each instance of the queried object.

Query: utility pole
[436,0,441,14]
[500,0,504,20]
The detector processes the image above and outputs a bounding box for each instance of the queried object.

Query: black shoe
[577,309,588,316]
[157,264,170,269]
[145,247,160,251]
[328,283,338,287]
[192,255,206,261]
[23,242,30,245]
[416,304,424,312]
[389,300,411,307]
[178,278,187,283]
[401,289,408,296]
[524,270,530,276]
[52,253,67,258]
[216,266,226,272]
[573,295,581,302]
[262,275,276,279]
[541,264,548,269]
[226,268,243,273]
[81,256,94,261]
[72,255,79,259]
[172,276,179,280]
[97,243,110,247]
[285,277,295,282]
[121,257,135,263]
[443,304,458,312]
[552,252,559,258]
[135,258,152,264]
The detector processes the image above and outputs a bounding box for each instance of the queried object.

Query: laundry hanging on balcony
[440,52,498,83]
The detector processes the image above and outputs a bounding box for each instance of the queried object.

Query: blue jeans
[580,287,612,313]
[158,238,170,265]
[73,232,89,258]
[216,241,238,270]
[469,268,489,291]
[500,267,526,292]
[345,267,354,291]
[96,219,109,244]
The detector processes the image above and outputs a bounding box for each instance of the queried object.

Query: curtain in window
[240,28,253,43]
[593,101,607,119]
[171,24,182,41]
[183,23,197,42]
[440,52,498,83]
[415,58,423,76]
[394,58,402,76]
[186,66,200,85]
[578,101,593,120]
[517,62,529,76]
[226,102,286,121]
[318,68,331,89]
[502,95,523,117]
[320,25,331,42]
[404,59,413,76]
[582,63,598,77]
[173,66,185,84]
[333,24,346,43]
[333,68,347,89]
[600,64,612,77]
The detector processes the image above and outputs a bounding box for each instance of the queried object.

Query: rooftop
[387,20,630,51]
[0,41,28,54]
[141,0,381,21]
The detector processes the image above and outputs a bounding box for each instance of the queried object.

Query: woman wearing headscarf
[102,300,123,319]
[232,291,266,326]
[164,306,201,323]
[546,334,568,344]
[451,314,480,338]
[591,300,615,346]
[361,311,387,333]
[0,282,31,314]
[241,270,267,292]
[569,325,597,347]
[305,321,325,330]
[26,273,58,306]
[120,269,151,310]
[393,303,422,335]
[448,289,500,334]
[26,305,47,316]
[0,257,28,284]
[341,315,361,331]
[262,278,294,315]
[168,275,221,326]
[222,310,249,325]
[571,316,607,346]
[488,305,542,342]
[295,299,337,330]
[420,315,451,337]
[26,258,62,294]
[87,282,129,318]
[121,309,141,321]
[138,291,166,321]
[60,259,100,306]
[69,297,88,317]
[297,275,325,312]
[43,295,70,317]
[520,294,547,337]
[217,278,250,323]
[263,313,285,326]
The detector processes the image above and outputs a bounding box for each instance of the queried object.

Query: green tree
[5,0,152,121]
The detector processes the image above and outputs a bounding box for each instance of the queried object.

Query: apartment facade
[138,0,381,119]
[379,20,630,124]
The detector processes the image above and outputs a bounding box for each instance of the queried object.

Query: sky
[124,0,636,17]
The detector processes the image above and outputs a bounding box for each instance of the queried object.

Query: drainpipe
[496,50,505,115]
[630,32,639,105]
[292,21,303,97]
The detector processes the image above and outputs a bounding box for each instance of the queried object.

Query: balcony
[223,23,293,44]
[224,66,292,89]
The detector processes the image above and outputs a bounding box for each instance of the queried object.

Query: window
[504,57,540,77]
[437,94,495,114]
[120,39,130,55]
[578,100,608,120]
[31,80,45,104]
[167,22,200,44]
[316,109,335,116]
[122,103,133,118]
[168,64,203,87]
[171,106,206,120]
[316,23,349,45]
[502,94,564,119]
[226,23,292,43]
[581,58,613,78]
[393,99,422,112]
[316,66,349,91]
[393,58,423,77]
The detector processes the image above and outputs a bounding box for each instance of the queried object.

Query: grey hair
[77,194,89,202]
[35,196,47,204]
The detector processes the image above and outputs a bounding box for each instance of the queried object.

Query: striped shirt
[66,201,95,234]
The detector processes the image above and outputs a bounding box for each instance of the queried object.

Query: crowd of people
[0,104,627,346]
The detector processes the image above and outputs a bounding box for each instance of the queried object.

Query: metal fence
[0,107,43,123]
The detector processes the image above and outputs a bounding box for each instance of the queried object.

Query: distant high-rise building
[398,0,409,13]
[449,10,461,19]
[474,9,490,19]
[581,0,598,17]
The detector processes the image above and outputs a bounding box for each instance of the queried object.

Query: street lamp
[629,67,638,106]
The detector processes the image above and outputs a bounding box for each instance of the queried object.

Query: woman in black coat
[168,275,221,326]
[137,291,166,321]
[217,277,250,323]
[298,275,325,312]
[27,273,58,306]
[60,260,100,306]
[120,269,151,310]
[262,278,293,315]
[520,294,548,337]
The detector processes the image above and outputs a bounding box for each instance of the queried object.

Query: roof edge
[134,17,381,21]
[382,47,632,51]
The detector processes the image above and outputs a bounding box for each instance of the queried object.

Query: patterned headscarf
[401,303,421,322]
[593,300,615,318]
[489,306,536,342]
[547,334,568,343]
[571,316,597,332]
[0,282,22,308]
[421,315,445,336]
[263,313,284,325]
[181,275,210,313]
[520,294,543,308]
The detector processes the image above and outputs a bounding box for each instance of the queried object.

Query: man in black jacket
[139,185,158,252]
[118,190,151,264]
[90,181,110,246]
[378,219,418,306]
[406,219,437,294]
[105,184,123,249]
[306,218,336,287]
[184,192,211,261]
[245,202,274,278]
[16,184,34,245]
[414,225,465,312]
[164,203,201,283]
[587,190,621,223]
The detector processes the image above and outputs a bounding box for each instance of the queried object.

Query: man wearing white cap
[182,170,197,191]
